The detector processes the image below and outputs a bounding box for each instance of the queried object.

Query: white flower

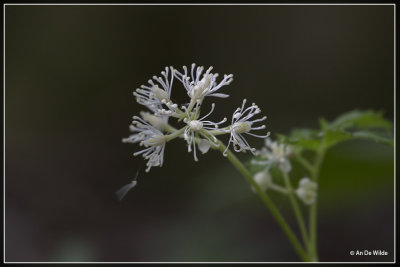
[173,63,233,100]
[134,66,174,115]
[295,177,318,205]
[253,138,293,173]
[122,116,166,172]
[183,102,226,161]
[223,99,270,156]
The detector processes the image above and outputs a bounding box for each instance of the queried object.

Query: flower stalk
[307,148,325,262]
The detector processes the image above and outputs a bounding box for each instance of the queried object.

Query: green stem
[282,171,309,252]
[295,154,314,174]
[308,149,325,262]
[165,126,186,141]
[268,183,289,194]
[208,127,230,136]
[215,140,309,261]
[164,124,178,133]
[187,96,204,117]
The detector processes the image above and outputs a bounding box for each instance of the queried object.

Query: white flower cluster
[251,138,294,194]
[295,177,318,205]
[251,138,318,204]
[252,138,293,173]
[123,64,269,172]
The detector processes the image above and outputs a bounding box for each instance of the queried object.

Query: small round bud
[198,139,211,154]
[188,120,204,131]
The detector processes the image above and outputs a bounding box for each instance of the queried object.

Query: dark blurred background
[5,5,394,262]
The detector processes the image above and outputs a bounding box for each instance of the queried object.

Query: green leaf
[319,117,329,131]
[316,110,394,149]
[351,130,394,146]
[274,110,393,153]
[329,110,392,131]
[323,130,352,148]
[294,138,322,150]
[281,129,323,150]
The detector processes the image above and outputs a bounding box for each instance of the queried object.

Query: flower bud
[279,159,292,173]
[252,171,272,192]
[295,177,318,205]
[198,139,211,154]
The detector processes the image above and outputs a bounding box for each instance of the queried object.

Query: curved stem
[214,140,309,261]
[268,183,289,194]
[295,154,314,174]
[282,171,309,252]
[308,149,325,262]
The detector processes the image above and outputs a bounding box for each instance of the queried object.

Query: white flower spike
[223,99,270,156]
[124,64,270,172]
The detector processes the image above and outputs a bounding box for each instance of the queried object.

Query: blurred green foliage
[245,109,394,215]
[277,110,393,150]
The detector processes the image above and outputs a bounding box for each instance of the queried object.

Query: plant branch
[214,140,309,261]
